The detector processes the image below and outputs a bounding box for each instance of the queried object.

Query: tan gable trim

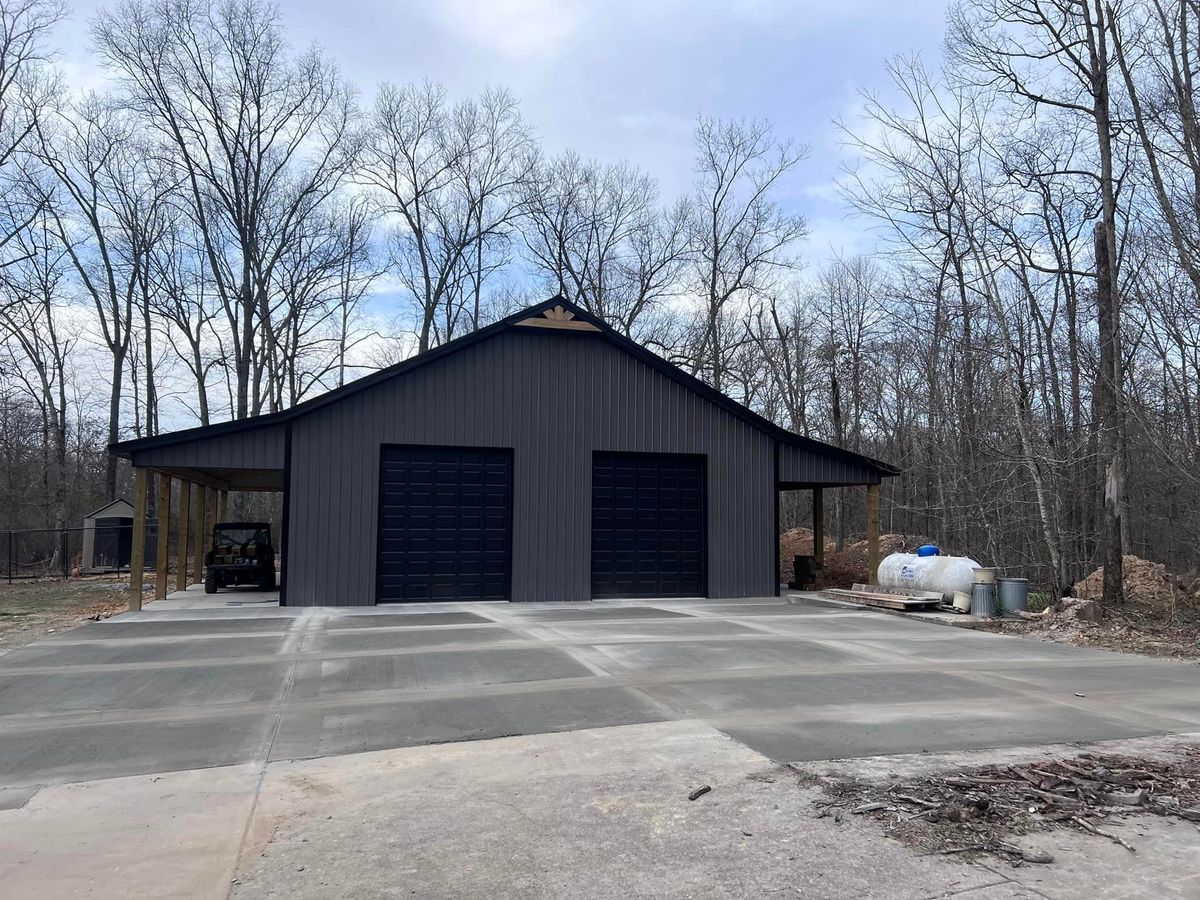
[513,303,601,332]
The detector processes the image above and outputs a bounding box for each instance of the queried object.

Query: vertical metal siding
[132,424,286,470]
[778,443,881,485]
[285,329,777,605]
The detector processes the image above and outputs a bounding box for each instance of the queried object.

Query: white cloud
[435,0,586,60]
[804,214,881,262]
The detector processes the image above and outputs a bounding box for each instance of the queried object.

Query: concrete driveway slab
[860,634,1113,662]
[58,617,293,638]
[0,765,260,900]
[1,593,1198,796]
[325,611,492,628]
[747,611,977,637]
[234,721,1008,900]
[311,624,516,653]
[690,601,861,617]
[269,685,664,760]
[591,636,859,671]
[288,646,593,697]
[640,670,1013,715]
[722,702,1167,763]
[987,660,1200,694]
[0,662,290,714]
[500,604,692,621]
[0,634,288,667]
[0,713,277,786]
[537,618,762,640]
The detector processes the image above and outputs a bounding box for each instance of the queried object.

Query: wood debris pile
[1073,554,1194,616]
[777,528,836,581]
[813,747,1200,864]
[819,533,931,588]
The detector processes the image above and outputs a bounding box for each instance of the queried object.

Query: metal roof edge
[109,295,900,478]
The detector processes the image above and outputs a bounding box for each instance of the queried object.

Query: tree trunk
[105,349,125,500]
[1094,220,1124,608]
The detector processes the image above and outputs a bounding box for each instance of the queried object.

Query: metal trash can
[971,581,998,618]
[997,577,1029,615]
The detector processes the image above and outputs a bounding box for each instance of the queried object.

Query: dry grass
[0,578,133,651]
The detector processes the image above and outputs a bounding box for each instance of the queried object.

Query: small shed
[82,499,136,573]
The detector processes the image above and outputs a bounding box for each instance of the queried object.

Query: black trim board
[279,422,292,606]
[773,441,780,598]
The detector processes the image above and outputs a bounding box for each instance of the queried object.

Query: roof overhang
[110,296,900,484]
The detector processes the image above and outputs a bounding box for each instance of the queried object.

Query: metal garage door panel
[591,452,706,599]
[377,446,512,603]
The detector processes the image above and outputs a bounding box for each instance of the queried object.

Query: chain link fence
[4,523,159,582]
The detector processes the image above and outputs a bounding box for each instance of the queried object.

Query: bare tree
[522,151,690,337]
[0,203,72,543]
[93,0,361,419]
[32,93,174,492]
[359,83,531,352]
[689,117,807,391]
[265,198,380,407]
[0,0,63,267]
[949,0,1128,606]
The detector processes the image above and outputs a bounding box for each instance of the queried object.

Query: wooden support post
[193,484,207,583]
[129,468,148,610]
[812,487,825,569]
[866,483,881,584]
[155,473,172,602]
[217,490,228,523]
[176,481,191,593]
[208,489,219,541]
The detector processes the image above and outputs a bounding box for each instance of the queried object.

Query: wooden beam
[866,483,881,583]
[155,474,172,602]
[129,468,148,610]
[193,484,207,584]
[217,490,228,523]
[208,489,219,537]
[175,481,191,593]
[146,466,229,492]
[812,487,825,569]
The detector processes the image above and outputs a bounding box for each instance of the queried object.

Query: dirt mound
[820,533,933,589]
[1073,555,1193,617]
[978,573,1200,660]
[778,527,837,581]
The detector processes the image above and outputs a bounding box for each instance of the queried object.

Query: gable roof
[83,497,134,519]
[111,296,899,477]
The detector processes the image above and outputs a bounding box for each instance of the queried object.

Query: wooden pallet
[818,586,943,612]
[853,583,942,601]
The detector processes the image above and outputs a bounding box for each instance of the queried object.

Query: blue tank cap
[916,544,941,557]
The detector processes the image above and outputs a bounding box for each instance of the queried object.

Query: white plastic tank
[876,552,982,601]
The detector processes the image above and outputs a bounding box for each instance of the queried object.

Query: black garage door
[591,452,706,599]
[377,445,512,602]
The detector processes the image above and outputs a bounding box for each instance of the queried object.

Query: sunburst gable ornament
[514,303,599,331]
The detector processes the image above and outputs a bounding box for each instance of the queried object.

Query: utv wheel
[204,570,217,594]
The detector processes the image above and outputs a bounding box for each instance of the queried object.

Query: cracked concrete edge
[789,730,1200,782]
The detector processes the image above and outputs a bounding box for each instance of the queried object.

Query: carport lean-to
[110,296,898,607]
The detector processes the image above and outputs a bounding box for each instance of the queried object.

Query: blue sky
[54,0,949,267]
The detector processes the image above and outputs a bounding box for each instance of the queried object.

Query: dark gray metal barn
[111,297,898,607]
